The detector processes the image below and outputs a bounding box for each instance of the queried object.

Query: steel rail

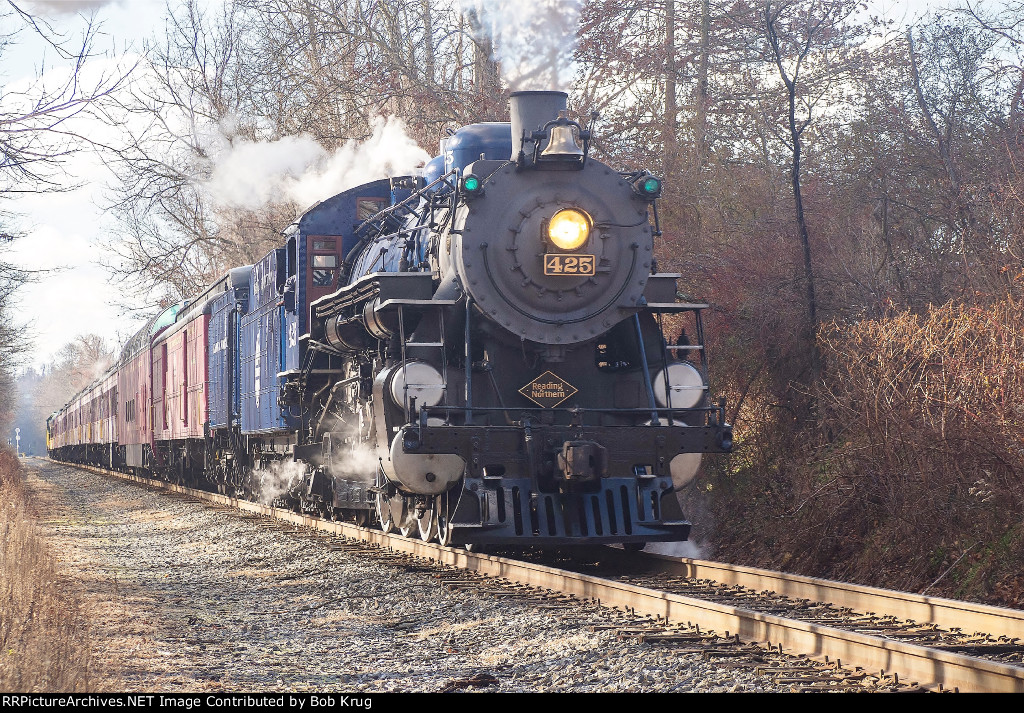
[625,553,1024,642]
[59,461,1024,692]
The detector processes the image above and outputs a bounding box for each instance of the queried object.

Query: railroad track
[592,552,1024,660]
[55,459,1024,692]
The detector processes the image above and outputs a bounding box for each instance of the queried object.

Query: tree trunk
[466,8,499,101]
[422,0,435,87]
[663,0,678,176]
[765,2,821,382]
[788,101,821,380]
[908,30,961,195]
[695,0,710,170]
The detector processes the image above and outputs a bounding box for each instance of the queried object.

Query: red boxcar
[185,315,209,439]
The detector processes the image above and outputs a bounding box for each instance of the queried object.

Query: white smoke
[28,0,120,14]
[328,442,380,480]
[644,540,709,559]
[251,459,308,506]
[461,0,583,91]
[317,411,381,481]
[203,116,430,211]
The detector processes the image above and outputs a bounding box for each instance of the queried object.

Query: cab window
[356,198,387,222]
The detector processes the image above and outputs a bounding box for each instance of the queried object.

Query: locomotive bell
[509,90,568,160]
[540,113,584,160]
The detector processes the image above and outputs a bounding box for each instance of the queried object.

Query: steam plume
[461,0,583,91]
[28,1,120,14]
[203,116,429,211]
[250,459,307,506]
[644,540,708,559]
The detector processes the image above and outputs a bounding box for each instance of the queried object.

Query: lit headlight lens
[547,209,591,251]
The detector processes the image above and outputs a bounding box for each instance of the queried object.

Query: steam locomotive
[47,91,732,547]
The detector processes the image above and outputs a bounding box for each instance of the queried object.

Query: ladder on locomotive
[388,298,455,421]
[645,300,711,412]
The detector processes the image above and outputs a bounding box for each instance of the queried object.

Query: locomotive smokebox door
[557,440,607,493]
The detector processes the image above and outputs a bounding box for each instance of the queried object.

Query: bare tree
[0,1,132,436]
[103,0,511,301]
[101,0,288,301]
[731,0,868,382]
[13,334,115,453]
[0,4,129,213]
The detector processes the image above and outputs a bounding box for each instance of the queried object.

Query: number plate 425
[544,254,596,276]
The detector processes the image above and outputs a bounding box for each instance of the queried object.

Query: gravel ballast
[22,458,787,692]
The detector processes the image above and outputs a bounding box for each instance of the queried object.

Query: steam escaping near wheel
[250,459,309,506]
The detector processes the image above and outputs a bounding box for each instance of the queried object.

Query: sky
[4,0,943,370]
[6,0,178,367]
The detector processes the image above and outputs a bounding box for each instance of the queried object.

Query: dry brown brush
[810,298,1024,602]
[0,450,95,691]
[702,296,1024,606]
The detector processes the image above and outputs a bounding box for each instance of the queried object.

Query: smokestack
[509,90,568,161]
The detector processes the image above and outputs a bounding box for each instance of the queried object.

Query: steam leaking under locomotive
[47,91,733,548]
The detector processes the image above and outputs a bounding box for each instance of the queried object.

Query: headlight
[547,209,591,251]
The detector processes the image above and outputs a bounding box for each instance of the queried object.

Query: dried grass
[0,450,95,691]
[821,298,1024,482]
[703,296,1024,605]
[812,298,1024,601]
